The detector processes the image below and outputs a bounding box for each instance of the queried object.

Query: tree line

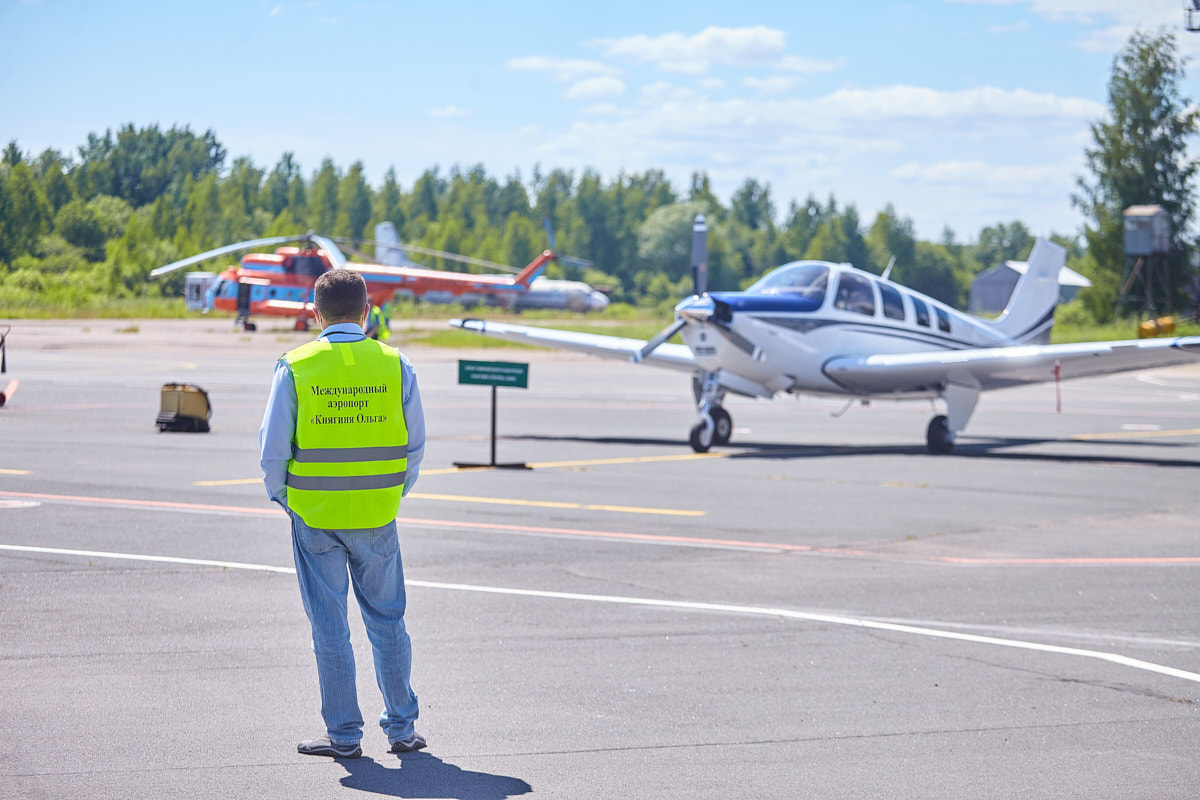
[0,29,1193,321]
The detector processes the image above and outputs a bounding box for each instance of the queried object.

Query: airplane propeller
[634,214,709,363]
[149,232,346,278]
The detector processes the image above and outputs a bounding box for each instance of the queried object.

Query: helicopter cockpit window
[291,255,326,278]
[834,273,876,316]
[745,263,829,304]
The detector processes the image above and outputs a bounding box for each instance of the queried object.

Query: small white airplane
[450,215,1200,454]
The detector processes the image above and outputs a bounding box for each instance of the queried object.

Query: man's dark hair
[314,269,368,323]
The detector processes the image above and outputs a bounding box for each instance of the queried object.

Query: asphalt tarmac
[1,318,1198,799]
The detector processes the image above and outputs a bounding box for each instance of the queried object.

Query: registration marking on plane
[3,542,1198,687]
[1071,427,1200,441]
[407,492,704,517]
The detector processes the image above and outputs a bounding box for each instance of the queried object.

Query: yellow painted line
[408,492,704,517]
[527,452,728,469]
[0,469,31,475]
[1072,427,1200,441]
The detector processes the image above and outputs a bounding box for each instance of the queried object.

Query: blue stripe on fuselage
[709,291,824,313]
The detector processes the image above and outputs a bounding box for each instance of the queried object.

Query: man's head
[314,269,368,326]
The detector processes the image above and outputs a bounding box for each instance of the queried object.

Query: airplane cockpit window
[877,281,905,320]
[745,262,829,304]
[834,273,876,316]
[935,307,951,333]
[291,255,326,277]
[910,295,930,327]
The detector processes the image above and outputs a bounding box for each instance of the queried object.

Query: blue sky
[1,0,1195,242]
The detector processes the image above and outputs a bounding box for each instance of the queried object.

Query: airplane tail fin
[987,237,1066,344]
[374,222,414,267]
[513,251,555,288]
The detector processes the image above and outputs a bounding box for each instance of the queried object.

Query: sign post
[453,360,530,469]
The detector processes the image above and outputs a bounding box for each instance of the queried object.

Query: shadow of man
[339,753,532,799]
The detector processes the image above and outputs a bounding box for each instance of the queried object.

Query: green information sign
[458,360,529,389]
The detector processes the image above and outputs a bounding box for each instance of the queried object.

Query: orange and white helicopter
[150,222,590,330]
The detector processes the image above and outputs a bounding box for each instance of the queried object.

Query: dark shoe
[298,736,362,758]
[389,732,427,753]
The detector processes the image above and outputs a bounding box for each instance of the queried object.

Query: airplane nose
[589,291,610,311]
[675,295,715,323]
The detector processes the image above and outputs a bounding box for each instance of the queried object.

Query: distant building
[969,260,1091,314]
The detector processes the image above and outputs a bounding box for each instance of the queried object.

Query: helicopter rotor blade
[328,236,524,274]
[307,233,347,270]
[149,236,300,278]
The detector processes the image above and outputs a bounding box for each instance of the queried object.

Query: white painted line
[3,543,1198,686]
[0,544,295,574]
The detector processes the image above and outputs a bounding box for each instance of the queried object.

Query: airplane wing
[449,318,698,374]
[823,337,1200,394]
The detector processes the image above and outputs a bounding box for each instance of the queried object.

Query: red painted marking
[0,489,1196,565]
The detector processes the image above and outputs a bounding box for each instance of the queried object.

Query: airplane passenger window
[935,307,951,333]
[834,273,876,316]
[877,282,905,320]
[910,296,930,327]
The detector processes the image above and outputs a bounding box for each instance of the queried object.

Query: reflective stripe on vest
[292,444,408,463]
[283,337,408,530]
[286,472,407,491]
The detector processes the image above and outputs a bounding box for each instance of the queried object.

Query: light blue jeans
[289,511,419,746]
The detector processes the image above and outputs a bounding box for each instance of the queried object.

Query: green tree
[309,159,341,234]
[1075,28,1199,317]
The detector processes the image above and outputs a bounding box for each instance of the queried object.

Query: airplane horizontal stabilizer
[449,318,697,373]
[823,336,1200,395]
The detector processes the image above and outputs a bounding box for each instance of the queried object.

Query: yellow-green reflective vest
[284,337,408,530]
[368,305,391,341]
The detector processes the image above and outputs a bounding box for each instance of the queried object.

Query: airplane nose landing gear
[689,371,731,452]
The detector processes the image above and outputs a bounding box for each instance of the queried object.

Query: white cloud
[774,55,843,74]
[507,56,621,82]
[890,160,1067,191]
[590,25,788,74]
[699,77,725,90]
[944,0,1187,54]
[428,106,471,118]
[268,4,283,18]
[581,102,622,116]
[565,76,626,100]
[742,76,799,94]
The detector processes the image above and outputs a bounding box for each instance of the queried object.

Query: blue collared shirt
[258,322,425,510]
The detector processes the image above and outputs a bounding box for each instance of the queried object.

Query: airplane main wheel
[711,406,732,445]
[689,421,713,453]
[294,319,309,332]
[926,415,955,455]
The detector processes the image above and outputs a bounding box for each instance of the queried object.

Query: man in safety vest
[259,269,426,759]
[364,303,391,341]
